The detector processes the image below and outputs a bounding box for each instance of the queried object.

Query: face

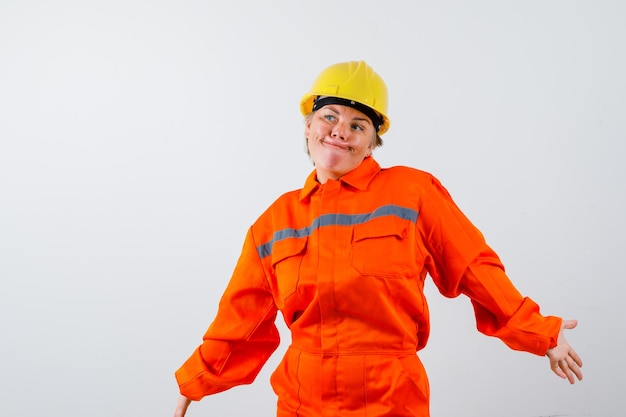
[305,104,376,184]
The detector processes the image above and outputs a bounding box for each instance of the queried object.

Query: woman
[173,61,582,417]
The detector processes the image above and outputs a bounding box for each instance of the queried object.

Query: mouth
[321,139,351,152]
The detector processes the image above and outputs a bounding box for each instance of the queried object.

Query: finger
[550,360,566,379]
[569,347,583,367]
[559,360,576,384]
[562,319,578,330]
[566,356,584,381]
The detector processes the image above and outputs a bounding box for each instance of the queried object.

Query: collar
[299,157,381,202]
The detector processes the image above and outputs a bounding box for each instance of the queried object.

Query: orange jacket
[175,157,561,416]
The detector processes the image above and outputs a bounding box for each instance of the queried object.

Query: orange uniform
[175,157,561,416]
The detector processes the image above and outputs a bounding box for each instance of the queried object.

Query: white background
[1,1,624,416]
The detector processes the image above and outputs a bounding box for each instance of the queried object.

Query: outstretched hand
[545,319,583,384]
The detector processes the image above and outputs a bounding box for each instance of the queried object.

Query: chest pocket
[351,217,415,278]
[270,236,308,300]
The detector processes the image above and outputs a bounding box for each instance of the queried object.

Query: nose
[331,121,348,140]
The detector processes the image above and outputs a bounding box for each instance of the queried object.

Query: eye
[351,123,364,131]
[324,114,336,122]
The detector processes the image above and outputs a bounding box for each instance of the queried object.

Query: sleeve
[418,175,561,356]
[174,227,280,400]
[460,260,561,355]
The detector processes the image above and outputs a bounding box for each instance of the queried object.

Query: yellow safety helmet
[300,61,391,135]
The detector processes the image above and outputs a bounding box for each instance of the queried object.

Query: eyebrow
[323,106,373,125]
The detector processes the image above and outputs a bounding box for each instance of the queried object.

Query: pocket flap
[271,237,308,266]
[353,217,408,242]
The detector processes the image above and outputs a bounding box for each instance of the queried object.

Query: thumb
[562,319,578,330]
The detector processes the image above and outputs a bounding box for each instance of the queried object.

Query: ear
[304,117,312,137]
